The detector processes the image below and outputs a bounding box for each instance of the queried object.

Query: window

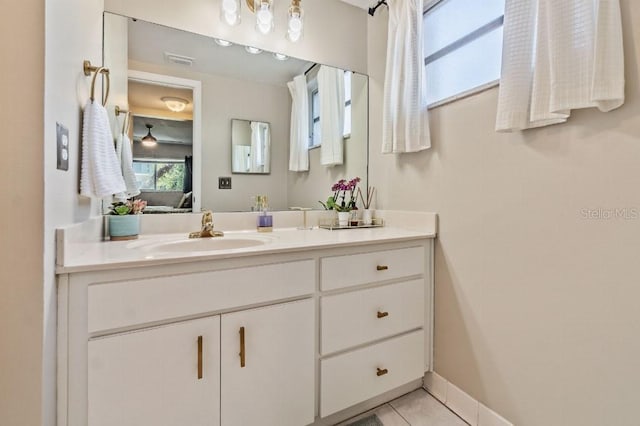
[308,70,353,148]
[311,88,321,147]
[133,161,185,191]
[424,0,505,106]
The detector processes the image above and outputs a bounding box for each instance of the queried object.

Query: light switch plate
[218,177,232,189]
[56,122,69,171]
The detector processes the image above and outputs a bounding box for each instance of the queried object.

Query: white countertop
[56,226,435,274]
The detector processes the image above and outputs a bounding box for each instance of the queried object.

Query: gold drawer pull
[239,327,246,368]
[197,336,203,379]
[377,311,389,319]
[377,367,389,377]
[376,265,389,271]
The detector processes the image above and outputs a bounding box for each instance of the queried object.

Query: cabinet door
[88,316,220,426]
[221,299,315,426]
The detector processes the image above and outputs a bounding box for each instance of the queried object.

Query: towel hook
[83,60,110,106]
[116,107,132,135]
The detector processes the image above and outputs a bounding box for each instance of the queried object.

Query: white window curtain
[250,121,269,172]
[382,0,431,154]
[496,0,625,132]
[318,65,345,166]
[288,74,310,172]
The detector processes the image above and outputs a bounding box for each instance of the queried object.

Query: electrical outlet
[56,122,69,171]
[219,176,232,189]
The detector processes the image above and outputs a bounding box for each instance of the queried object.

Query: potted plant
[108,199,147,241]
[320,177,360,226]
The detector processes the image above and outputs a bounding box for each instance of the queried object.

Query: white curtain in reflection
[318,65,345,166]
[288,74,310,172]
[496,0,625,131]
[382,0,430,153]
[250,121,270,172]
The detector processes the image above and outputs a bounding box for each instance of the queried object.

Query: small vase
[337,211,350,227]
[362,209,374,226]
[109,215,140,241]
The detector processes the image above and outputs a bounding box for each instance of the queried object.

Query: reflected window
[133,161,185,191]
[424,0,505,105]
[308,70,352,148]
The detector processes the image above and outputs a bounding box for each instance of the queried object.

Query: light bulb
[273,53,289,61]
[287,3,303,43]
[255,2,274,34]
[245,46,263,55]
[221,0,240,26]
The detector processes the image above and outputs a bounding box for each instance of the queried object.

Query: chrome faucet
[189,210,224,238]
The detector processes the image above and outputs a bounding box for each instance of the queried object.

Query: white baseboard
[423,372,514,426]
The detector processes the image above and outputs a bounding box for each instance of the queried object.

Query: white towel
[115,131,140,200]
[318,65,345,166]
[288,74,310,172]
[496,0,624,132]
[80,101,126,198]
[382,0,430,153]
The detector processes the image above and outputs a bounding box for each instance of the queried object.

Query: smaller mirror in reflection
[231,119,271,174]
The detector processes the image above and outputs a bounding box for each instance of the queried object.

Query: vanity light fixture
[273,52,289,61]
[222,0,304,42]
[245,46,263,55]
[215,38,234,47]
[141,124,158,147]
[161,96,189,112]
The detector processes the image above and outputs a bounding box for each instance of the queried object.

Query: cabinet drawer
[321,279,424,355]
[88,260,314,333]
[320,330,425,417]
[320,246,425,291]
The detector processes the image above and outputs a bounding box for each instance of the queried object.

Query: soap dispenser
[257,195,273,232]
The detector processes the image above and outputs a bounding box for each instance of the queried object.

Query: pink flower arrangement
[320,177,361,212]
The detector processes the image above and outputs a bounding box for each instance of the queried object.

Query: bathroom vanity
[57,213,435,426]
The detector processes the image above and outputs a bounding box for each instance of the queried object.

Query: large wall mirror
[103,12,368,212]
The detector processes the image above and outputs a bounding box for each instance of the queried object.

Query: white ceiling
[128,19,313,87]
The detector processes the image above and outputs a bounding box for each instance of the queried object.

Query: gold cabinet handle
[377,367,389,377]
[197,336,203,379]
[377,311,389,319]
[239,327,246,368]
[376,265,389,271]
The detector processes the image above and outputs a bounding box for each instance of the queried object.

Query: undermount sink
[134,235,270,254]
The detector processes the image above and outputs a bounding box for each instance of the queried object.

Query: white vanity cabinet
[88,316,221,426]
[221,299,315,426]
[58,237,434,426]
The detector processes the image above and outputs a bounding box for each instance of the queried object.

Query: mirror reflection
[104,12,369,212]
[231,119,271,174]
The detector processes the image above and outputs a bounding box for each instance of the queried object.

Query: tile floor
[337,389,468,426]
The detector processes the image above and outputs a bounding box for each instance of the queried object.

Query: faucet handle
[201,210,214,227]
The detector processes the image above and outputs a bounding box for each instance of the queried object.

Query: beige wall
[44,0,105,424]
[0,2,45,426]
[369,1,640,425]
[130,60,291,211]
[104,0,368,74]
[287,73,369,209]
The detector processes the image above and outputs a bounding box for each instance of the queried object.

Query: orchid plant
[109,199,147,215]
[320,177,361,212]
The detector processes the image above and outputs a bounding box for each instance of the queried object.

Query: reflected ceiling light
[273,52,289,61]
[141,124,158,147]
[287,0,304,42]
[161,97,189,112]
[245,46,263,54]
[221,0,304,42]
[215,38,233,47]
[221,0,241,26]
